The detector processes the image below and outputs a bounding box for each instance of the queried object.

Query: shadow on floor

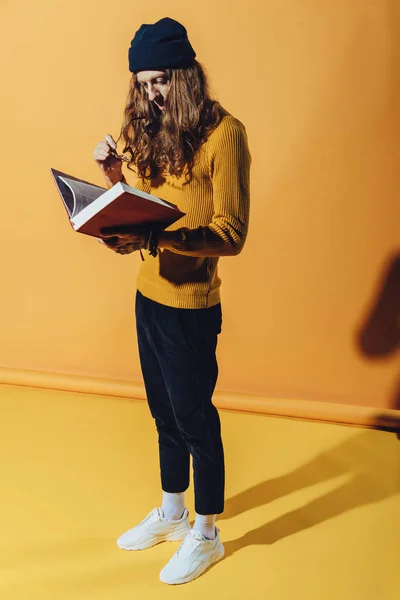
[219,429,400,561]
[214,253,400,562]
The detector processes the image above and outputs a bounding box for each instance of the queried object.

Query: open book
[50,168,185,238]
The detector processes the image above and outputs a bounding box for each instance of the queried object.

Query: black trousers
[135,291,225,515]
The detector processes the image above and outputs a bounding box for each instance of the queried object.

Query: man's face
[136,70,171,112]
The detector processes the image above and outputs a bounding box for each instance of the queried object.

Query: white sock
[161,491,186,521]
[193,513,216,540]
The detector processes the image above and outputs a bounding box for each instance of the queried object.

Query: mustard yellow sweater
[132,112,251,309]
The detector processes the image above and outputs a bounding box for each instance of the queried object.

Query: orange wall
[1,1,399,409]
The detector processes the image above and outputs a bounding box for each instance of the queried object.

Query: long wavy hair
[119,61,225,183]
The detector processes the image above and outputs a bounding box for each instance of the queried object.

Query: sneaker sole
[160,543,225,584]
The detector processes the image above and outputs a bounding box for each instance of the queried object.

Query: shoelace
[137,508,160,528]
[177,531,203,559]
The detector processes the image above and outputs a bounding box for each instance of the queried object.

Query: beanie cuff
[129,42,195,73]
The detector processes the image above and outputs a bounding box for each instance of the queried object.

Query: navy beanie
[128,17,196,73]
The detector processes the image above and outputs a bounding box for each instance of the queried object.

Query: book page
[59,177,105,218]
[55,177,75,217]
[122,183,182,211]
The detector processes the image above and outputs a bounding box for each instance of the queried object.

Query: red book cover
[50,168,185,238]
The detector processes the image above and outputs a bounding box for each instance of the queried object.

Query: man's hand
[99,226,148,255]
[94,135,124,188]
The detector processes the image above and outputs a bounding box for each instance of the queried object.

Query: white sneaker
[159,527,225,585]
[117,507,190,551]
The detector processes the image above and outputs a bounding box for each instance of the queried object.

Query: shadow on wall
[356,251,400,436]
[356,0,400,416]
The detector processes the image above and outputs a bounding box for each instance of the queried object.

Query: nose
[147,84,158,102]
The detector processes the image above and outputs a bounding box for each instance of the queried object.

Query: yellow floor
[1,384,399,600]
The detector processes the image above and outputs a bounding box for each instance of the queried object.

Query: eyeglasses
[109,148,131,162]
[109,115,147,163]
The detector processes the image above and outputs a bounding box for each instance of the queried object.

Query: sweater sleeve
[160,117,251,257]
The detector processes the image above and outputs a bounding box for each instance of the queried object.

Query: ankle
[164,509,186,521]
[193,513,216,540]
[161,491,186,521]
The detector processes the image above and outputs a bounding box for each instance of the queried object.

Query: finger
[98,141,112,151]
[100,226,134,237]
[94,144,111,156]
[118,244,139,254]
[100,233,132,241]
[95,150,110,161]
[95,143,111,158]
[104,134,117,150]
[101,236,120,248]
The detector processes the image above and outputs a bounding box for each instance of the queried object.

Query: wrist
[145,230,159,257]
[105,173,126,188]
[157,230,176,250]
